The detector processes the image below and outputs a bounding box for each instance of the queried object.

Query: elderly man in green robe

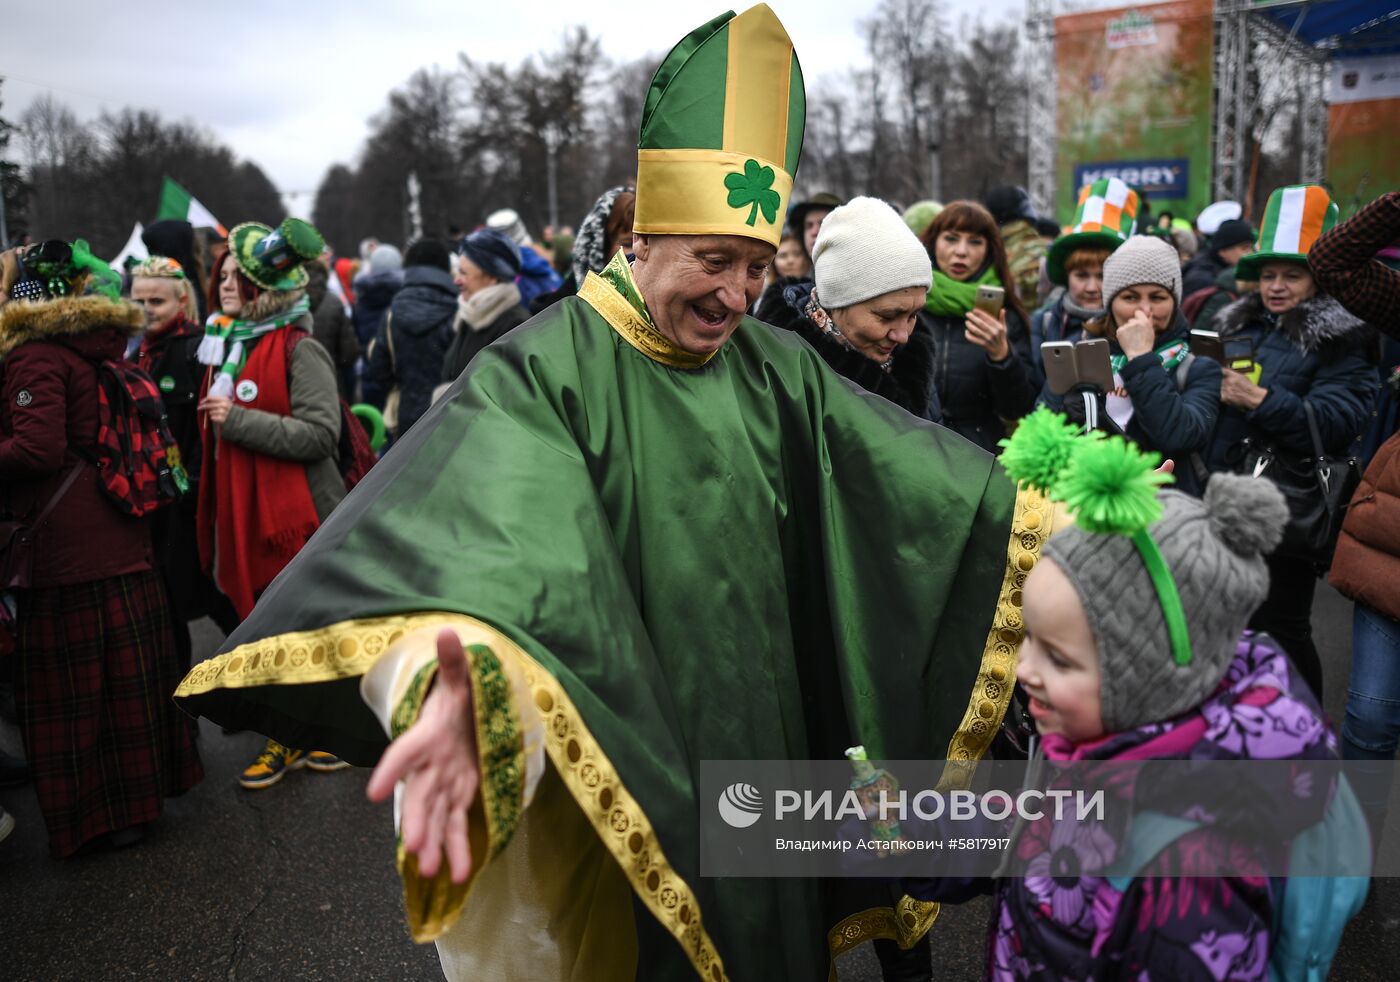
[176,6,1061,979]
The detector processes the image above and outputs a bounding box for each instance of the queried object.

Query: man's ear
[631,234,650,263]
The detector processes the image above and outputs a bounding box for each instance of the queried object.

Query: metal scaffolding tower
[1214,0,1331,205]
[1026,0,1057,218]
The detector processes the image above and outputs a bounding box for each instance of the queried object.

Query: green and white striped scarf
[197,297,310,398]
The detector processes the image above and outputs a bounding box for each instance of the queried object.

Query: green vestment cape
[176,265,1051,980]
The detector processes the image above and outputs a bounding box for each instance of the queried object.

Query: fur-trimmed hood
[0,295,144,360]
[238,287,306,325]
[1216,289,1372,357]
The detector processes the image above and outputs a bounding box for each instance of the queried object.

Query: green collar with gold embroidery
[578,250,718,370]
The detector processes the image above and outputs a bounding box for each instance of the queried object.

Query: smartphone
[973,285,1005,318]
[1075,338,1115,392]
[1042,341,1079,395]
[1189,329,1225,362]
[1223,336,1255,370]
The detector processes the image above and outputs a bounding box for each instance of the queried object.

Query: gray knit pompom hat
[1102,234,1183,309]
[1043,473,1289,732]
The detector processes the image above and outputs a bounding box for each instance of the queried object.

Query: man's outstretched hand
[367,628,480,883]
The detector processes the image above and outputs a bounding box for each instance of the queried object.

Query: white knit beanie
[1102,235,1183,307]
[812,197,933,309]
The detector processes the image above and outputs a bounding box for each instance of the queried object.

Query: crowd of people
[0,14,1397,973]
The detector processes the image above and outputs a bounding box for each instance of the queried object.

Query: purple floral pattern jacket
[911,633,1339,981]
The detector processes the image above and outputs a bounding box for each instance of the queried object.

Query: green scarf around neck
[925,265,1001,318]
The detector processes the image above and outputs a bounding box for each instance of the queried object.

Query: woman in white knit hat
[1041,234,1224,498]
[784,196,942,421]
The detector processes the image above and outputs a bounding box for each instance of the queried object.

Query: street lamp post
[541,122,562,231]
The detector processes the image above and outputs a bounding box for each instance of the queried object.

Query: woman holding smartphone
[1041,235,1222,496]
[919,201,1039,453]
[1202,184,1378,700]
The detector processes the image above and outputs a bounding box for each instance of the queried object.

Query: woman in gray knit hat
[1041,235,1223,496]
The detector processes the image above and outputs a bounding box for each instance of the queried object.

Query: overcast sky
[5,0,1029,214]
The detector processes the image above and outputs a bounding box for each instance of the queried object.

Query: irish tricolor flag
[157,177,228,237]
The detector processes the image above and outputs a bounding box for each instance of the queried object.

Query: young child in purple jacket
[904,413,1367,981]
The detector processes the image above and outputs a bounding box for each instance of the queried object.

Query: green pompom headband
[1000,408,1191,667]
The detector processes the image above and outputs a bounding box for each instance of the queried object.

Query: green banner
[1054,0,1215,226]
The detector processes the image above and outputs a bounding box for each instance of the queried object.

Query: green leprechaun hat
[633,4,806,248]
[229,217,325,291]
[1045,178,1140,285]
[1234,184,1338,282]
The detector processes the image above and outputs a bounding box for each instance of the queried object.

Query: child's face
[1016,559,1104,743]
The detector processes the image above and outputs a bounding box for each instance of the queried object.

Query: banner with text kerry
[1054,0,1214,226]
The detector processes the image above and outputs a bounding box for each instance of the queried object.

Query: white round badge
[235,380,260,403]
[15,389,33,407]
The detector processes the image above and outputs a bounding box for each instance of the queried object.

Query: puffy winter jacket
[365,265,458,435]
[1203,291,1378,473]
[1040,316,1222,496]
[924,306,1039,454]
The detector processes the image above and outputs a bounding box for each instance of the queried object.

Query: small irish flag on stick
[157,177,228,238]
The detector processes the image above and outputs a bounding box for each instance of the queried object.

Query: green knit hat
[229,217,325,291]
[1235,184,1339,282]
[634,4,806,248]
[1045,178,1139,285]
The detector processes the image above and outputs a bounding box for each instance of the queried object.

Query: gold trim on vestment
[940,484,1053,786]
[577,270,716,370]
[179,611,727,979]
[826,897,941,982]
[824,484,1054,970]
[174,611,477,696]
[511,645,729,981]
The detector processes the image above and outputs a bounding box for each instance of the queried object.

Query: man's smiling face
[631,234,774,357]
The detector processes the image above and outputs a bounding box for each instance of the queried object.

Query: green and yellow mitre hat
[634,4,806,249]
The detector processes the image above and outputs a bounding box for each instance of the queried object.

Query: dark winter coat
[1182,247,1230,297]
[351,270,404,347]
[924,307,1039,454]
[1187,264,1241,331]
[312,285,360,398]
[137,317,227,619]
[753,275,810,329]
[907,634,1341,982]
[1041,316,1223,496]
[366,265,459,435]
[783,309,942,422]
[441,301,532,384]
[1203,291,1378,473]
[0,296,155,587]
[1027,293,1095,401]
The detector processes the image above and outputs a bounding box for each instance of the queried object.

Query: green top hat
[229,217,325,291]
[1046,178,1139,285]
[1234,184,1338,282]
[633,4,806,249]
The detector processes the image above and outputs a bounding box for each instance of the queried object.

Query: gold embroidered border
[512,647,728,981]
[826,897,941,982]
[174,611,473,697]
[395,639,528,944]
[939,485,1053,789]
[578,271,716,370]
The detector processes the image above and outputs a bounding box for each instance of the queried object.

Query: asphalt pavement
[1,585,1396,980]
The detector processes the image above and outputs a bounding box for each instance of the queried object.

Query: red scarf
[196,326,321,618]
[136,312,199,375]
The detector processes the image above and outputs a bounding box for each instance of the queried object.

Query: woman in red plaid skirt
[0,242,203,858]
